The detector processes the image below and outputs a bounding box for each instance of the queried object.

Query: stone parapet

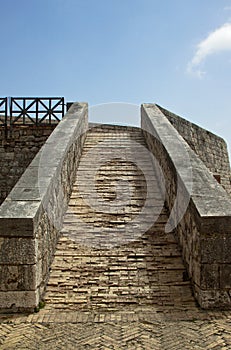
[158,105,231,195]
[0,124,57,204]
[0,102,88,312]
[141,103,231,309]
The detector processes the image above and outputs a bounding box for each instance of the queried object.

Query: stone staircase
[45,125,196,312]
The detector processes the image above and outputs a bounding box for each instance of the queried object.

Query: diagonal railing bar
[12,100,24,110]
[10,99,38,124]
[23,99,37,112]
[0,97,65,138]
[37,98,64,124]
[38,99,51,111]
[51,99,64,110]
[38,112,60,124]
[10,97,65,125]
[0,98,7,126]
[38,98,64,113]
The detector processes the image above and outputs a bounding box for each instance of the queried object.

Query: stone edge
[141,103,231,232]
[0,102,88,237]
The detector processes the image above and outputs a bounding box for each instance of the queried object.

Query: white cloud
[187,22,231,77]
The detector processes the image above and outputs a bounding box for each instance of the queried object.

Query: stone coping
[0,102,88,237]
[141,104,231,233]
[157,104,228,143]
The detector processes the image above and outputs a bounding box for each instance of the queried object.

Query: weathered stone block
[142,104,231,309]
[222,235,231,263]
[192,259,201,286]
[200,236,223,264]
[0,102,88,312]
[201,264,219,289]
[0,264,36,291]
[194,285,231,309]
[0,237,36,264]
[158,105,231,196]
[0,265,18,291]
[0,125,56,204]
[0,290,39,311]
[220,264,231,289]
[0,200,42,238]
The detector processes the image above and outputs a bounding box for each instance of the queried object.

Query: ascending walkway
[45,125,194,312]
[1,125,231,349]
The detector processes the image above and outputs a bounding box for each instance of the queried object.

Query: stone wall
[158,105,231,195]
[0,103,88,312]
[141,104,231,309]
[0,125,57,204]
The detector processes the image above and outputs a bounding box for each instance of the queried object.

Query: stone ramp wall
[0,103,88,312]
[158,105,231,195]
[141,104,231,309]
[0,125,57,204]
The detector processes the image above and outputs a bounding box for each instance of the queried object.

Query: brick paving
[1,125,231,349]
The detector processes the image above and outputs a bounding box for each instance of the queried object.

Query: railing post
[36,98,39,126]
[61,97,65,116]
[0,98,8,139]
[9,97,13,127]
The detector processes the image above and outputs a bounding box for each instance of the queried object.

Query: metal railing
[0,96,65,138]
[0,98,7,126]
[10,97,65,125]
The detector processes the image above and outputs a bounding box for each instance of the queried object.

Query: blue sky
[1,0,231,154]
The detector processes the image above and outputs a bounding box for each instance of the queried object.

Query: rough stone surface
[45,125,193,312]
[0,125,57,204]
[0,103,88,311]
[1,124,231,348]
[1,101,231,318]
[1,313,231,349]
[141,104,231,309]
[158,105,231,195]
